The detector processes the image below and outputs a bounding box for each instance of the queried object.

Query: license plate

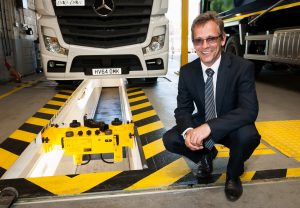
[56,0,85,6]
[92,68,122,76]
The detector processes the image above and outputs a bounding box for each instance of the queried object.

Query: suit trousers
[162,122,261,179]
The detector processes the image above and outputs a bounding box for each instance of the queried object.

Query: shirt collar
[200,54,222,74]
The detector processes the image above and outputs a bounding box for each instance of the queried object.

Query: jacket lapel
[216,53,231,115]
[195,60,205,107]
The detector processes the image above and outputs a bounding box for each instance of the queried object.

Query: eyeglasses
[193,35,222,46]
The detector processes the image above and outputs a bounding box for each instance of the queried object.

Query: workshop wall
[0,0,38,82]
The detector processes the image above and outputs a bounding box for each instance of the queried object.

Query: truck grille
[51,0,153,48]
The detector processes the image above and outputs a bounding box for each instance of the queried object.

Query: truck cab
[35,0,169,81]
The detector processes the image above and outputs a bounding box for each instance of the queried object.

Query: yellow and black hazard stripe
[0,87,300,198]
[0,89,75,178]
[0,167,299,197]
[177,168,300,187]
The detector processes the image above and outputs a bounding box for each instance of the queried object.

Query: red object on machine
[4,59,11,70]
[3,59,22,83]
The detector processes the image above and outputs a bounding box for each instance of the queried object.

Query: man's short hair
[191,11,225,41]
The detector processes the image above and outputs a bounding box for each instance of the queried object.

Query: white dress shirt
[182,55,222,139]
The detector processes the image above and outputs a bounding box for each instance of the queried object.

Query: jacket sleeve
[174,68,195,134]
[207,61,259,142]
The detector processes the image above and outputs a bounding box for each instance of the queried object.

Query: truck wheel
[145,77,158,83]
[225,36,243,57]
[252,60,264,77]
[127,77,157,85]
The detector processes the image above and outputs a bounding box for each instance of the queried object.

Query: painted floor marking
[256,120,300,158]
[0,78,43,100]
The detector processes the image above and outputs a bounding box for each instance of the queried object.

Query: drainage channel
[77,87,131,174]
[1,79,144,179]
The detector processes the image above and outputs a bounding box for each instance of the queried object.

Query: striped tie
[204,68,216,150]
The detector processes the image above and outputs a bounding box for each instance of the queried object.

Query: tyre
[55,80,82,86]
[145,77,158,83]
[252,60,264,77]
[225,36,243,57]
[127,77,158,85]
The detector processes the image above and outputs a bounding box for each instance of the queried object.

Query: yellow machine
[41,118,134,165]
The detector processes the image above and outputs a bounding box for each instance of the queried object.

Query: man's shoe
[225,177,243,201]
[197,146,218,178]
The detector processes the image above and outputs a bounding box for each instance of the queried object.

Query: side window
[210,0,234,13]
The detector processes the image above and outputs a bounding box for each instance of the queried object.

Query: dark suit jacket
[174,52,259,143]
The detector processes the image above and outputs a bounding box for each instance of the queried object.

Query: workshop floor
[0,53,300,207]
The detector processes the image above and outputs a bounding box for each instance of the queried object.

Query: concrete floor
[14,179,300,208]
[1,54,300,207]
[0,74,58,142]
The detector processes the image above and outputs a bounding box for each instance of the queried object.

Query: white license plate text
[56,0,85,6]
[92,68,122,76]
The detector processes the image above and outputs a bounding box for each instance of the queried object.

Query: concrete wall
[0,0,38,82]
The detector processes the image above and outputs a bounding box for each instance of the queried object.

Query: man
[163,11,261,201]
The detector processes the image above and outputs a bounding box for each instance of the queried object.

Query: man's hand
[185,123,211,151]
[185,129,202,151]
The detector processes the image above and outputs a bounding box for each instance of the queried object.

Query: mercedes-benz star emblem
[93,0,115,17]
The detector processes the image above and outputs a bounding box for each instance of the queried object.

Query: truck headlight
[143,35,165,54]
[43,35,68,55]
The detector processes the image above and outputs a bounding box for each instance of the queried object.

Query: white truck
[35,0,169,82]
